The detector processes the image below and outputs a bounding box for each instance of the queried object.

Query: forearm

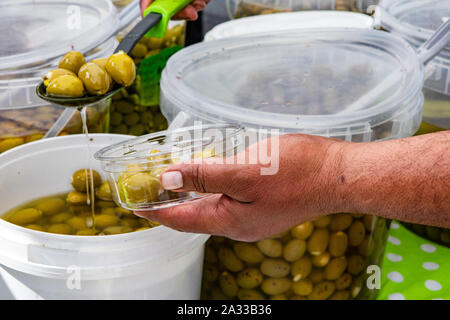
[335,131,450,227]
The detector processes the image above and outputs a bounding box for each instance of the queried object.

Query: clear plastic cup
[95,124,244,211]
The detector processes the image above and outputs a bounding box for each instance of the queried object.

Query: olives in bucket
[43,51,136,98]
[1,169,159,236]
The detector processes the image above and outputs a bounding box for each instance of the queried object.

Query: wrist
[321,140,361,214]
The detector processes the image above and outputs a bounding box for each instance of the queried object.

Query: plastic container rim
[94,123,245,163]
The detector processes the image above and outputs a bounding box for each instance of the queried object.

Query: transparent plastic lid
[205,11,375,41]
[0,0,118,71]
[161,29,424,140]
[379,0,450,42]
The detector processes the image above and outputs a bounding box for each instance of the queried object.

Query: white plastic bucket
[0,134,209,300]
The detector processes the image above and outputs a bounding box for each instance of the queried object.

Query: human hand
[135,134,347,241]
[140,0,211,20]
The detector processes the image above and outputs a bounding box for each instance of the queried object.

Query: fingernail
[162,171,183,190]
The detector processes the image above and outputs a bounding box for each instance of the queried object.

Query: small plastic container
[95,124,243,211]
[160,28,425,300]
[0,134,209,299]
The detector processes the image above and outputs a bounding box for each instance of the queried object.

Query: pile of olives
[234,0,368,18]
[44,51,136,98]
[0,104,109,154]
[110,88,168,136]
[1,169,158,235]
[201,213,389,300]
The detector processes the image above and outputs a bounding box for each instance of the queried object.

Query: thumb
[160,161,260,203]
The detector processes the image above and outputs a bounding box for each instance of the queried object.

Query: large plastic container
[0,0,138,154]
[377,0,450,247]
[0,134,209,299]
[160,29,424,300]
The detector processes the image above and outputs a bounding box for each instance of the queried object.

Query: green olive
[8,208,42,225]
[48,223,73,235]
[102,226,133,235]
[58,51,86,74]
[131,43,148,59]
[78,63,112,95]
[110,112,123,126]
[91,57,108,70]
[35,198,66,216]
[128,124,146,136]
[106,51,136,87]
[43,68,76,86]
[72,169,102,193]
[96,181,113,201]
[46,75,85,97]
[0,138,25,153]
[94,214,119,229]
[124,112,140,126]
[66,191,88,206]
[118,172,161,204]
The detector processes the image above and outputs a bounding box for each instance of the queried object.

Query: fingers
[172,5,199,20]
[134,194,239,235]
[161,161,260,203]
[140,0,207,20]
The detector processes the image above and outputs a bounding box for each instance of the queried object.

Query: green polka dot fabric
[378,221,449,300]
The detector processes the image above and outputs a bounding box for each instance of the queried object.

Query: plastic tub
[0,134,209,299]
[0,0,139,154]
[160,29,424,300]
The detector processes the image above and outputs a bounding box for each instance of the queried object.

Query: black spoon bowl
[36,12,163,108]
[36,82,125,108]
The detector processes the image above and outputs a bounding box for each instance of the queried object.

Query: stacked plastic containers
[377,0,450,247]
[160,25,426,299]
[0,0,140,154]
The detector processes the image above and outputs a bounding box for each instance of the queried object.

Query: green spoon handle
[115,0,193,54]
[143,0,193,38]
